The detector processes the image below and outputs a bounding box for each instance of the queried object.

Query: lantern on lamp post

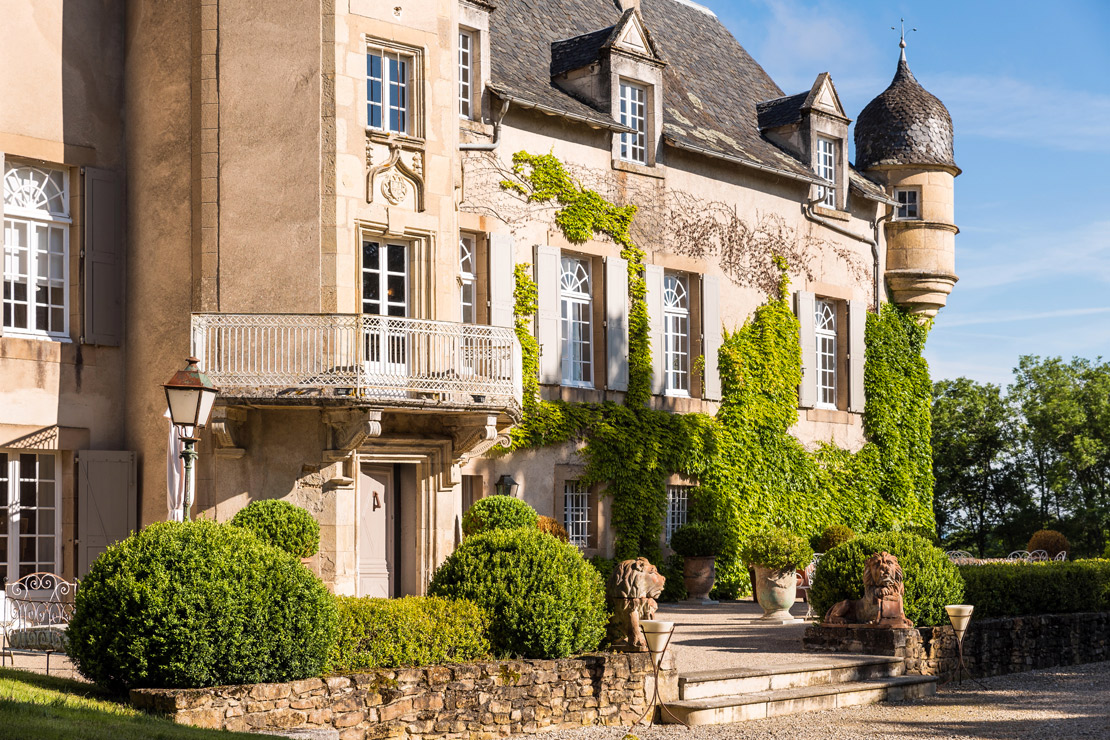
[163,356,219,521]
[494,474,518,497]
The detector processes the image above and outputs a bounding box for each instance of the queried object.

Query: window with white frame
[815,137,836,208]
[458,30,474,119]
[815,299,837,408]
[459,235,476,324]
[368,45,414,134]
[665,485,690,544]
[618,81,647,164]
[894,188,920,220]
[1,451,60,583]
[3,163,70,338]
[560,255,593,386]
[564,480,591,549]
[362,239,408,369]
[663,273,690,395]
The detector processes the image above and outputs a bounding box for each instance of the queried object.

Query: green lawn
[0,668,282,740]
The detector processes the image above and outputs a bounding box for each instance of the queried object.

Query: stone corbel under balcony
[448,414,514,464]
[324,409,383,460]
[210,407,247,459]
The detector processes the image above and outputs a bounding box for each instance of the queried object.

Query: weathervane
[892,18,916,60]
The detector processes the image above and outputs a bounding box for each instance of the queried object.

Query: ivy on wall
[499,152,935,597]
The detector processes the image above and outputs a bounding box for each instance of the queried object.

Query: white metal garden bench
[1,572,78,675]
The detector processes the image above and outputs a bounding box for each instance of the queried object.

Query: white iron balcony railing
[191,313,522,408]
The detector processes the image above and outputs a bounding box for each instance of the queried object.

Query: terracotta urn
[753,565,797,621]
[683,556,718,604]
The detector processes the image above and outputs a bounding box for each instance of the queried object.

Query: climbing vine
[498,152,934,597]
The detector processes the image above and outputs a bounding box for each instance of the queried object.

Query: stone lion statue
[823,551,914,628]
[606,557,666,651]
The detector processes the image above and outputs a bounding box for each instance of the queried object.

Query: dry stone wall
[130,652,672,739]
[803,611,1110,683]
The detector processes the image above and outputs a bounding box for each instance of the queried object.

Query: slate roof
[488,0,892,199]
[755,92,808,130]
[855,53,957,171]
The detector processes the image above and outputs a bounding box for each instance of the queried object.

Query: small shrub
[67,521,337,691]
[659,554,688,602]
[1027,529,1070,558]
[429,528,606,659]
[329,596,489,671]
[902,524,939,545]
[811,525,855,553]
[229,499,320,558]
[537,515,569,542]
[809,532,963,627]
[588,555,617,586]
[739,528,812,571]
[461,496,538,537]
[670,522,727,558]
[959,560,1110,618]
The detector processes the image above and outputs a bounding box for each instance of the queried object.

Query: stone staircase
[660,654,936,726]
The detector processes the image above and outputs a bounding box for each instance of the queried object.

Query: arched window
[815,299,837,407]
[3,163,70,337]
[663,273,689,395]
[560,256,592,386]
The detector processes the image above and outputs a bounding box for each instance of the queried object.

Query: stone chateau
[0,0,957,594]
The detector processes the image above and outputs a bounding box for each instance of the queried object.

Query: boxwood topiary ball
[229,499,320,559]
[66,520,337,691]
[428,527,605,659]
[808,532,964,627]
[461,496,538,537]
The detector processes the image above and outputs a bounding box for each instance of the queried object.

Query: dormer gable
[801,72,849,123]
[607,8,661,62]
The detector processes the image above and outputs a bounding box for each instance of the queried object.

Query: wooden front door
[358,465,395,597]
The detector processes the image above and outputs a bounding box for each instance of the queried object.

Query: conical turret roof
[854,49,955,170]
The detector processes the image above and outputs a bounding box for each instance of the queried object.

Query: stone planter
[753,565,798,621]
[683,556,718,604]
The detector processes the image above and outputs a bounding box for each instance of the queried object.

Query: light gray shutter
[488,233,514,328]
[605,256,629,391]
[847,299,867,413]
[77,450,137,576]
[534,244,561,384]
[83,167,123,346]
[0,152,4,337]
[701,275,722,401]
[645,264,665,395]
[796,290,816,408]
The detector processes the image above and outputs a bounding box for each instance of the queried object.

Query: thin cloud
[956,220,1110,290]
[940,307,1110,329]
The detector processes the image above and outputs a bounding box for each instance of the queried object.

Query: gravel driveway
[527,661,1110,740]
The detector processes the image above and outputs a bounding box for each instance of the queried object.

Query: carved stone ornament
[324,408,383,455]
[822,551,914,628]
[366,136,425,211]
[606,557,666,652]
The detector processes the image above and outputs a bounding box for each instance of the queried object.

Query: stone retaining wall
[804,611,1110,683]
[130,652,674,740]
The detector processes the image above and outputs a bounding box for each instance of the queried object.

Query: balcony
[190,313,523,416]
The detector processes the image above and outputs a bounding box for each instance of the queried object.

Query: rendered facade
[0,0,956,595]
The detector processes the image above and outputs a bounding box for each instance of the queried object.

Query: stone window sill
[806,407,856,425]
[611,159,665,179]
[813,206,851,221]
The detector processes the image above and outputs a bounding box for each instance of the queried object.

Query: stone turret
[855,40,959,320]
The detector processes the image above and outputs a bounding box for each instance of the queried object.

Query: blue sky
[703,0,1110,387]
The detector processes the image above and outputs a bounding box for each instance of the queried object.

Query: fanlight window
[560,256,592,386]
[560,257,590,296]
[815,299,836,408]
[3,165,68,219]
[663,273,690,394]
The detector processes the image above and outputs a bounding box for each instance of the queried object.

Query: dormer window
[816,137,836,208]
[618,81,647,165]
[368,45,414,134]
[458,29,474,119]
[894,188,920,220]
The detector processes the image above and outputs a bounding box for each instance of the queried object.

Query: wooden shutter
[701,275,722,401]
[847,299,867,413]
[77,451,137,576]
[796,290,817,409]
[83,167,123,346]
[0,151,4,337]
[605,256,629,391]
[534,244,561,384]
[488,233,514,328]
[645,264,665,395]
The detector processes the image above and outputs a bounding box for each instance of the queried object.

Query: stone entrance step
[679,655,906,700]
[661,674,937,726]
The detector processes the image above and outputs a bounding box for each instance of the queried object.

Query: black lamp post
[494,474,518,497]
[163,356,219,521]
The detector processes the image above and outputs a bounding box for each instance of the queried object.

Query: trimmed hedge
[461,496,538,537]
[670,522,727,558]
[537,515,570,542]
[429,528,606,659]
[229,499,320,558]
[809,532,964,627]
[811,525,854,554]
[739,528,812,571]
[67,521,337,691]
[329,596,490,671]
[959,560,1110,619]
